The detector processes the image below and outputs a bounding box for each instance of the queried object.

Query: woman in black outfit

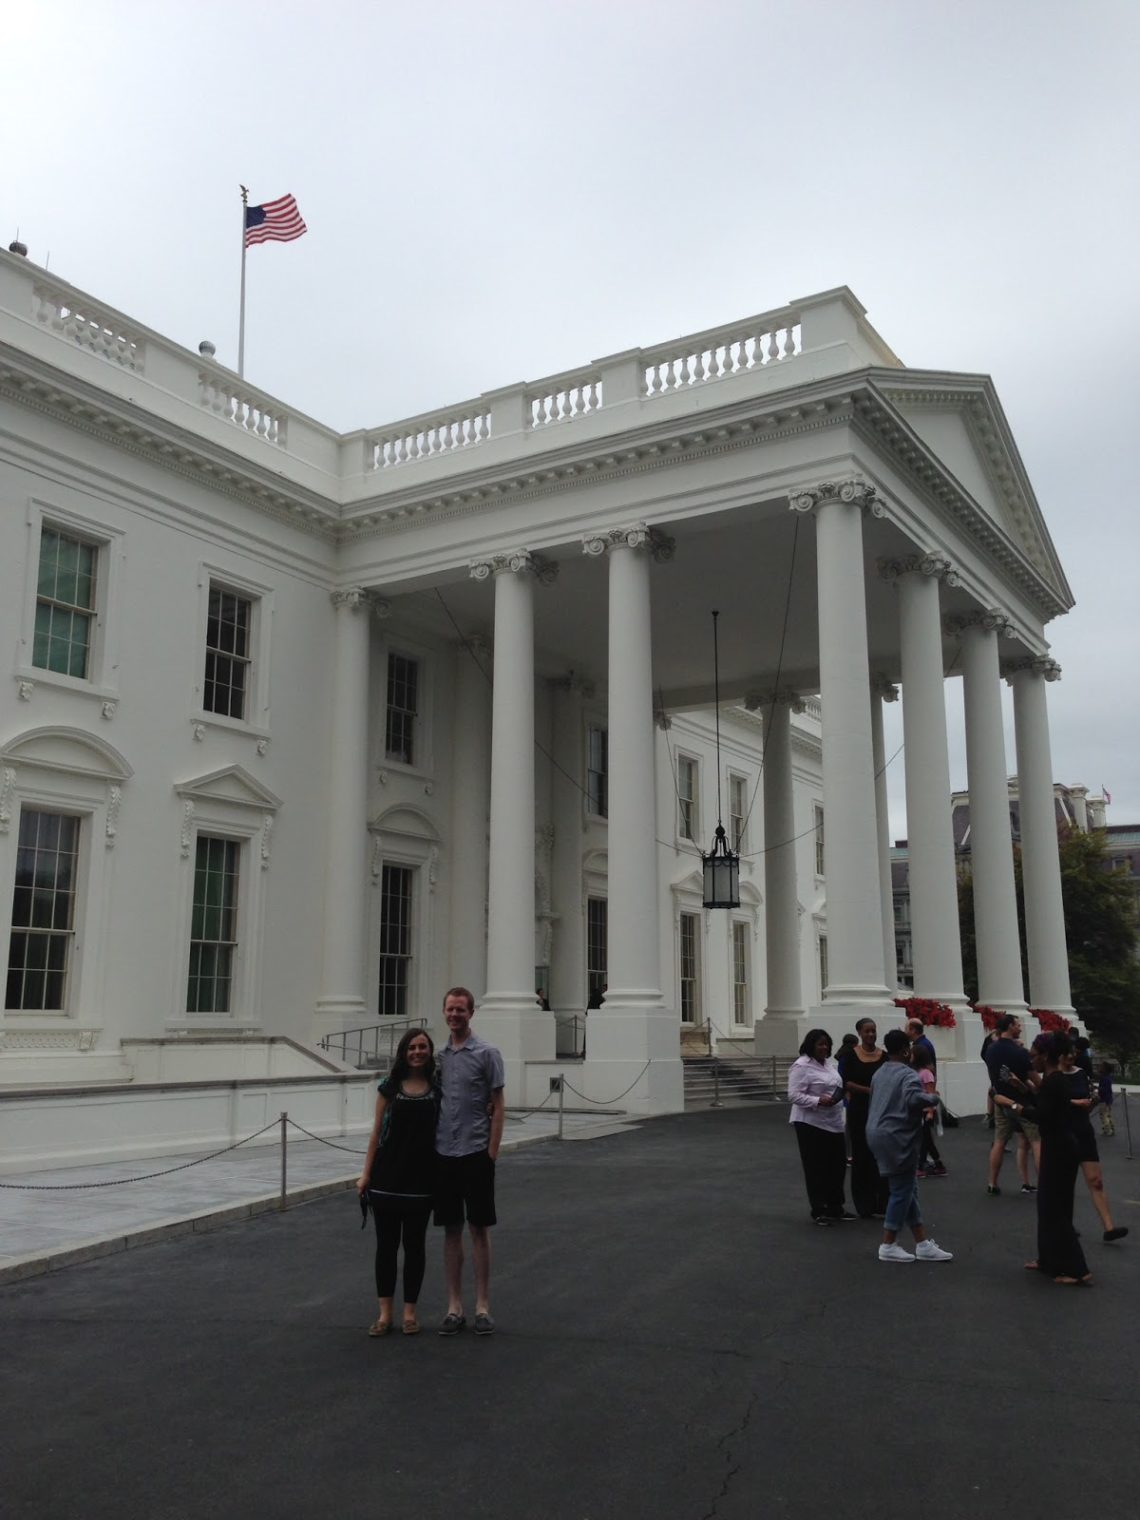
[1020,1034,1092,1285]
[1066,1049,1128,1244]
[839,1017,889,1218]
[357,1028,440,1335]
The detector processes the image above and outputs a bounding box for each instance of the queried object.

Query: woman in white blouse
[787,1029,851,1226]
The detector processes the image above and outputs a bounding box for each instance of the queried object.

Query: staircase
[683,1053,793,1108]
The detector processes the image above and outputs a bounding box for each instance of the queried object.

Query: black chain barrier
[0,1118,282,1191]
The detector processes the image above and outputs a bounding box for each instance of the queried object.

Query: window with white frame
[732,919,750,1026]
[587,896,607,1006]
[385,654,419,766]
[203,585,253,721]
[818,933,829,998]
[33,527,98,680]
[679,910,701,1022]
[186,835,240,1014]
[5,810,80,1011]
[814,804,825,877]
[378,863,414,1016]
[586,725,608,818]
[729,773,748,853]
[677,756,698,841]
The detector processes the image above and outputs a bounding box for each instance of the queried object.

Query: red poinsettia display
[893,996,957,1029]
[973,1004,1002,1031]
[1030,1008,1073,1033]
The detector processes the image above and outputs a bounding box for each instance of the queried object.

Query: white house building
[0,246,1075,1142]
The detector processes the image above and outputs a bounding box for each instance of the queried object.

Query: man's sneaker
[916,1239,954,1262]
[930,1164,948,1177]
[438,1313,466,1336]
[878,1242,915,1263]
[473,1311,495,1336]
[986,1185,1001,1196]
[916,1168,928,1179]
[1021,1183,1037,1194]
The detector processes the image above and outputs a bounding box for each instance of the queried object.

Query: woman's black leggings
[372,1202,431,1302]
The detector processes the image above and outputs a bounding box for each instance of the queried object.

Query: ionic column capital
[789,478,885,517]
[870,672,899,703]
[469,551,559,584]
[744,686,805,714]
[877,552,960,587]
[945,607,1011,637]
[330,586,376,612]
[456,630,492,661]
[581,524,675,562]
[1003,654,1062,683]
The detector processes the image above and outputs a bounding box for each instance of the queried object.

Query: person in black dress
[839,1017,889,1218]
[1066,1047,1128,1244]
[357,1028,440,1335]
[1020,1034,1092,1285]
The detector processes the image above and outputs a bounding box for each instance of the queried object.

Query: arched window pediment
[0,725,133,783]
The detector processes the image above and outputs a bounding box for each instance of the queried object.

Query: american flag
[244,193,307,248]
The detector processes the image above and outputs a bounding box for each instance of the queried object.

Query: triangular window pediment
[0,725,132,782]
[175,765,281,811]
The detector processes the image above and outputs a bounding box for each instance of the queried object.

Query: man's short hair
[996,1013,1018,1035]
[906,1019,924,1037]
[442,986,475,1013]
[884,1028,911,1057]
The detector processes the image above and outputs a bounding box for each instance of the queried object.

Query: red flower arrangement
[893,996,957,1029]
[1030,1008,1072,1033]
[973,1004,1002,1031]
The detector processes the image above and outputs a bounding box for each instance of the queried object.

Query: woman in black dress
[1067,1049,1128,1243]
[357,1028,440,1335]
[839,1017,889,1219]
[1021,1034,1092,1285]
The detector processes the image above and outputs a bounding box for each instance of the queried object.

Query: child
[1097,1062,1116,1138]
[913,1045,947,1177]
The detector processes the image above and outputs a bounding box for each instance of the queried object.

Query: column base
[476,995,556,1072]
[312,997,369,1047]
[754,1012,805,1056]
[938,1059,990,1117]
[585,1005,676,1064]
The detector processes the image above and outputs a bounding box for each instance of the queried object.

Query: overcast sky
[4,0,1138,834]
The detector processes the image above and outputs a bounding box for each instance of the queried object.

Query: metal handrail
[319,1015,428,1068]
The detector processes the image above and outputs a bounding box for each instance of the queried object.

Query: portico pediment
[1,725,133,782]
[175,765,281,811]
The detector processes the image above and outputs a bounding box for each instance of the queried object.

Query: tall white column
[579,525,681,1113]
[887,555,967,1009]
[1008,656,1073,1014]
[790,481,889,1013]
[753,692,803,1053]
[549,673,591,1033]
[316,587,371,1033]
[448,633,492,1000]
[468,552,555,1076]
[957,614,1025,1010]
[870,676,898,994]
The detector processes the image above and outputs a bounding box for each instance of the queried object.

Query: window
[5,810,80,1010]
[186,836,240,1013]
[818,934,829,998]
[385,654,419,766]
[587,896,607,1006]
[34,527,97,679]
[729,774,747,853]
[814,804,825,877]
[587,726,608,818]
[732,920,749,1025]
[678,756,698,841]
[379,863,414,1016]
[679,912,701,1022]
[203,586,252,720]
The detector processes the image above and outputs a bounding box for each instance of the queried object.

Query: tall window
[729,774,748,852]
[587,726,608,818]
[385,654,419,765]
[678,757,698,841]
[187,836,240,1014]
[34,527,97,679]
[379,864,413,1015]
[818,934,829,998]
[587,896,607,1006]
[814,804,826,877]
[5,810,80,1011]
[204,586,252,720]
[732,920,749,1025]
[679,911,701,1022]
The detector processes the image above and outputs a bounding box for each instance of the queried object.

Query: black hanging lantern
[701,610,740,909]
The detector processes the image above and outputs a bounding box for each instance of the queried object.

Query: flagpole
[238,184,249,378]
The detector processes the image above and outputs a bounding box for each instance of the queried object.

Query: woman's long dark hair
[388,1026,436,1086]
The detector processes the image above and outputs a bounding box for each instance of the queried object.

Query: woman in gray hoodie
[866,1029,954,1264]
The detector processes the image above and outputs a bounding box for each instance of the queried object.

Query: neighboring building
[0,246,1077,1134]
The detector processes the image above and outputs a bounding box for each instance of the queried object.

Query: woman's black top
[369,1080,440,1202]
[839,1048,886,1111]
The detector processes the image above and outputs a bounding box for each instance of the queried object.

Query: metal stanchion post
[1122,1090,1133,1161]
[712,1058,722,1108]
[558,1076,565,1141]
[279,1110,288,1212]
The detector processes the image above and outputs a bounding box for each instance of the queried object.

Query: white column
[870,677,898,994]
[888,556,967,1009]
[958,615,1025,1011]
[791,482,889,1014]
[579,526,681,1113]
[753,692,803,1053]
[448,634,492,1001]
[1008,656,1073,1015]
[549,673,591,1038]
[316,587,371,1033]
[468,553,556,1077]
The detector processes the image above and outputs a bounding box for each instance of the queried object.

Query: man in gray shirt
[866,1028,954,1265]
[434,987,505,1336]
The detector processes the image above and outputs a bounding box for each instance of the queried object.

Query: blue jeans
[884,1171,922,1233]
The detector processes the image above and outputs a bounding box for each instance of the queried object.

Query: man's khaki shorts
[995,1103,1040,1145]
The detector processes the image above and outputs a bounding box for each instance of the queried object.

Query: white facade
[0,250,1076,1121]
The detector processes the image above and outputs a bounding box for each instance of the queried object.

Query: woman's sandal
[368,1319,393,1337]
[402,1319,421,1336]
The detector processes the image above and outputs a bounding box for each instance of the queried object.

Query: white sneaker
[915,1239,953,1262]
[878,1242,915,1263]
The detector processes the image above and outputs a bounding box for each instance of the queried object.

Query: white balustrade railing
[366,403,492,470]
[526,368,603,429]
[33,282,145,373]
[198,372,288,446]
[640,309,801,397]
